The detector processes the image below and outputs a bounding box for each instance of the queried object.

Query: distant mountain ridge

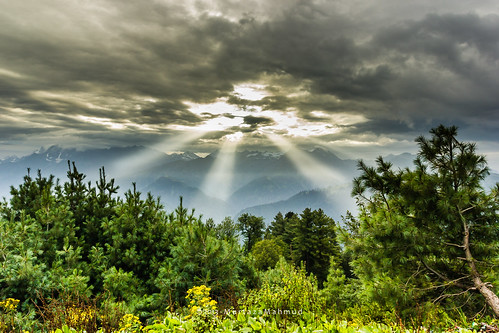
[228,175,311,209]
[6,145,497,224]
[0,145,201,201]
[143,176,229,218]
[238,186,355,224]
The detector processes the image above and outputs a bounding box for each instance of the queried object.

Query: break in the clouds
[1,0,499,167]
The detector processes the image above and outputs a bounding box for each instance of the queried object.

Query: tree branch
[421,259,472,290]
[459,206,475,214]
[415,276,473,291]
[460,209,499,317]
[444,242,465,248]
[433,286,477,303]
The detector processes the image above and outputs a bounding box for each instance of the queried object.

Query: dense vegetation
[0,125,498,332]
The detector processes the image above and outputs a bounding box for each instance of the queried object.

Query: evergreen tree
[101,184,169,285]
[156,218,243,306]
[65,161,88,232]
[9,169,55,220]
[84,167,119,251]
[266,212,298,260]
[237,213,265,253]
[215,216,238,240]
[251,238,285,270]
[322,256,352,311]
[291,208,340,284]
[348,125,499,316]
[268,211,296,241]
[0,212,50,303]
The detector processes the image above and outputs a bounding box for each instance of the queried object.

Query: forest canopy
[0,125,498,332]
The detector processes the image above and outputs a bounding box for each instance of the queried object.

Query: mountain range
[1,145,497,224]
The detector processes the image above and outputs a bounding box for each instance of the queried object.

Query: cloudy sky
[1,0,499,169]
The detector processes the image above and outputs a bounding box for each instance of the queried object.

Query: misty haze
[1,0,499,331]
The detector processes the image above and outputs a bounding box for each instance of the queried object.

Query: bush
[251,239,285,271]
[242,258,325,325]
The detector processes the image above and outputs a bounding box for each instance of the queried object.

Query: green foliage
[346,125,499,317]
[214,216,239,240]
[250,239,285,271]
[102,266,142,303]
[141,315,180,333]
[102,185,168,280]
[266,212,298,259]
[52,325,79,333]
[36,203,80,270]
[2,126,498,329]
[267,212,296,242]
[0,212,51,303]
[290,208,340,284]
[321,256,359,312]
[265,209,341,284]
[237,213,265,253]
[8,169,56,220]
[242,258,325,324]
[54,268,92,298]
[155,219,244,308]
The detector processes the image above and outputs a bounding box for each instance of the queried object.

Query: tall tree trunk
[462,217,499,317]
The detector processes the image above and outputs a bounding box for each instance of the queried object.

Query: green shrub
[242,258,325,324]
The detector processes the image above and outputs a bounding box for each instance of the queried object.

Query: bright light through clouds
[197,137,240,201]
[266,133,345,188]
[233,83,269,101]
[178,83,369,141]
[107,82,371,178]
[174,99,246,132]
[78,115,126,130]
[225,131,244,142]
[1,0,498,164]
[111,130,206,178]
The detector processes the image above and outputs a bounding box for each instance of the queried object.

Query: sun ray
[110,130,206,178]
[196,132,243,202]
[265,133,345,188]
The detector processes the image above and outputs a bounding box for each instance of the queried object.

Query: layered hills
[1,145,497,223]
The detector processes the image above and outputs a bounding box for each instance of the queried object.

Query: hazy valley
[2,145,497,224]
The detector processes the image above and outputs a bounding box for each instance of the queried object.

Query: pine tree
[348,125,499,316]
[9,169,55,220]
[156,218,243,306]
[291,208,340,284]
[237,213,265,253]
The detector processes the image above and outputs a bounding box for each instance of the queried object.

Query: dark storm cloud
[0,126,54,140]
[359,13,499,139]
[257,95,293,112]
[214,6,372,98]
[243,116,275,127]
[338,119,418,137]
[372,13,499,94]
[374,13,499,62]
[138,101,203,125]
[0,0,499,159]
[0,1,241,134]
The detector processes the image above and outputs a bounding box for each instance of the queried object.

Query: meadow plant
[184,285,218,332]
[0,298,20,331]
[118,313,143,332]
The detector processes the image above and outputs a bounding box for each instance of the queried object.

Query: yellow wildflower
[0,298,20,312]
[118,313,142,332]
[184,285,218,319]
[65,306,95,328]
